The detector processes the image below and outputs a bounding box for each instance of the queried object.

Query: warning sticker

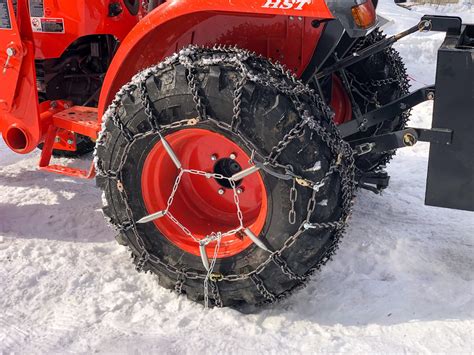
[0,0,12,30]
[31,17,64,33]
[29,0,44,17]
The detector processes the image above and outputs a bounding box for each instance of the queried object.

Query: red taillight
[351,0,376,29]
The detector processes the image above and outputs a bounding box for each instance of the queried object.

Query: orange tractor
[0,0,472,308]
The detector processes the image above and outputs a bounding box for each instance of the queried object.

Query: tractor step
[52,106,100,139]
[40,164,94,179]
[38,105,99,179]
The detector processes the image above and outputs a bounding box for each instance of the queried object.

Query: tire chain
[342,29,411,172]
[95,45,356,307]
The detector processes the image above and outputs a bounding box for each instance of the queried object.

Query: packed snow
[1,1,473,353]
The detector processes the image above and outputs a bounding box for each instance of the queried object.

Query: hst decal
[262,0,312,10]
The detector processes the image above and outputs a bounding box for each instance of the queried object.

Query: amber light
[351,0,376,29]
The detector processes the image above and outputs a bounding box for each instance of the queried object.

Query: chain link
[342,29,411,171]
[250,274,277,303]
[289,179,297,225]
[210,281,224,308]
[139,81,160,131]
[95,45,357,306]
[271,254,306,282]
[175,272,185,294]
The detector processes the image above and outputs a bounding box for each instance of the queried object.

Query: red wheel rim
[141,128,268,258]
[330,75,353,125]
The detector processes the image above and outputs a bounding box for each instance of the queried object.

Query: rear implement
[426,23,474,211]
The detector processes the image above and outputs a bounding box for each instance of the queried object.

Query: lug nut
[230,153,237,160]
[67,139,74,145]
[211,154,218,161]
[218,188,225,195]
[427,92,435,100]
[237,188,244,194]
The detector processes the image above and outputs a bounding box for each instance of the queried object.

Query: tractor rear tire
[95,47,355,308]
[331,29,410,173]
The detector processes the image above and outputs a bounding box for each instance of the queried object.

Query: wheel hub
[214,157,243,188]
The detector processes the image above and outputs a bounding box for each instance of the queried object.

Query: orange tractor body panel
[0,0,42,154]
[0,0,332,175]
[30,0,141,59]
[98,0,333,116]
[0,0,140,154]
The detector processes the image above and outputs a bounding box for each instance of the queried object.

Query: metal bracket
[420,15,462,35]
[339,86,435,138]
[351,127,453,155]
[315,16,463,81]
[357,170,391,194]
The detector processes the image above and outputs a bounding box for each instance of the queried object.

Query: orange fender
[98,0,334,117]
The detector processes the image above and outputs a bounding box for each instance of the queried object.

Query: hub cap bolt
[211,154,218,161]
[237,188,243,194]
[230,153,237,160]
[218,188,225,195]
[67,139,74,145]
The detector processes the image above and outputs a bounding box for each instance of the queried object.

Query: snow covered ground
[1,1,473,353]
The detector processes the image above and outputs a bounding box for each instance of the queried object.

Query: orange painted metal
[39,122,95,179]
[31,0,140,59]
[53,106,100,140]
[331,75,353,125]
[141,128,268,258]
[0,0,336,179]
[38,105,99,178]
[0,0,42,153]
[0,0,138,156]
[52,129,77,152]
[98,0,334,117]
[40,163,95,179]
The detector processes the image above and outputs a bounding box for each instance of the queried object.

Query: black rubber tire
[338,29,410,172]
[38,134,95,158]
[95,48,353,308]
